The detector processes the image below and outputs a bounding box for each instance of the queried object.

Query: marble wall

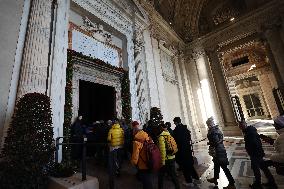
[0,0,27,146]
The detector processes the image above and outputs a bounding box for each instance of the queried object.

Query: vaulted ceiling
[151,0,270,43]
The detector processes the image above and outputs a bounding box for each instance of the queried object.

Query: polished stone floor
[84,120,284,189]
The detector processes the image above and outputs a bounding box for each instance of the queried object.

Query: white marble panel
[72,30,120,67]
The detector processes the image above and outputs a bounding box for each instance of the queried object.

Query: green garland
[63,49,132,160]
[62,50,74,162]
[121,71,132,122]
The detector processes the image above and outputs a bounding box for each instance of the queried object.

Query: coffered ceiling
[149,0,270,43]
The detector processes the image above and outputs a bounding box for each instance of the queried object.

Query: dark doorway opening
[79,80,116,124]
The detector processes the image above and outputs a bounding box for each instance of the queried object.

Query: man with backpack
[158,123,180,189]
[173,117,200,187]
[131,121,161,189]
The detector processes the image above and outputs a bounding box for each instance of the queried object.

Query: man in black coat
[71,116,86,160]
[239,121,277,189]
[173,117,200,187]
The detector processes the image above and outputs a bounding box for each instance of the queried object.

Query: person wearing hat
[270,115,284,174]
[157,123,180,189]
[206,117,236,189]
[239,120,277,189]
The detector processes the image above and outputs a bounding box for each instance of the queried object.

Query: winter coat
[167,127,174,136]
[270,128,284,163]
[121,124,132,149]
[107,124,124,147]
[158,131,175,165]
[71,120,85,138]
[131,130,150,170]
[173,124,194,166]
[244,126,265,158]
[207,126,229,165]
[71,120,85,159]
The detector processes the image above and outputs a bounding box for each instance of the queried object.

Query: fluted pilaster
[17,0,52,98]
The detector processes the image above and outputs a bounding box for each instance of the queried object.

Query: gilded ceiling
[148,0,270,43]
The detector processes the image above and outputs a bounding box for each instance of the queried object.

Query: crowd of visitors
[70,111,283,189]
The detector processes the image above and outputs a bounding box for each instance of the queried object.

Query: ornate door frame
[71,56,123,122]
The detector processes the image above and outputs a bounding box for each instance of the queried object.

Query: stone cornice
[112,0,149,28]
[138,0,185,48]
[73,56,125,77]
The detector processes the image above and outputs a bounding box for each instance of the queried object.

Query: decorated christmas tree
[150,107,163,127]
[148,107,164,142]
[0,93,54,189]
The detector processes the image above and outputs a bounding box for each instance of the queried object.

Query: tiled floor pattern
[84,121,283,189]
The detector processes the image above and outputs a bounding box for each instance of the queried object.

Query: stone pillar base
[222,126,242,136]
[48,173,99,189]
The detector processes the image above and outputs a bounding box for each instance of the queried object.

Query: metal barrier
[55,136,87,181]
[55,136,108,181]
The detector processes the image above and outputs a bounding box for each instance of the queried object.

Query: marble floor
[84,120,284,189]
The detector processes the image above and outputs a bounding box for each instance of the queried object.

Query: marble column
[174,54,190,126]
[178,55,203,140]
[17,0,53,98]
[143,29,160,108]
[258,73,279,118]
[205,48,240,136]
[196,50,222,125]
[264,26,284,85]
[185,57,206,137]
[150,38,168,121]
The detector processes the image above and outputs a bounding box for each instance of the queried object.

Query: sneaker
[249,183,263,189]
[223,184,236,189]
[193,179,202,184]
[207,178,218,185]
[262,182,278,189]
[182,182,194,187]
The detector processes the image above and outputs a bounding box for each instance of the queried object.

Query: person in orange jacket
[131,121,154,189]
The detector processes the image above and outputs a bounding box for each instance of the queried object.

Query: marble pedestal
[48,173,99,189]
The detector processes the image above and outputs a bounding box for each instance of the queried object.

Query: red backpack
[143,140,162,172]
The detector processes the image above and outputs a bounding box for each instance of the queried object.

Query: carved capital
[81,16,113,44]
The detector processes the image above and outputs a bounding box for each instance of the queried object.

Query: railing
[55,136,87,181]
[55,136,108,181]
